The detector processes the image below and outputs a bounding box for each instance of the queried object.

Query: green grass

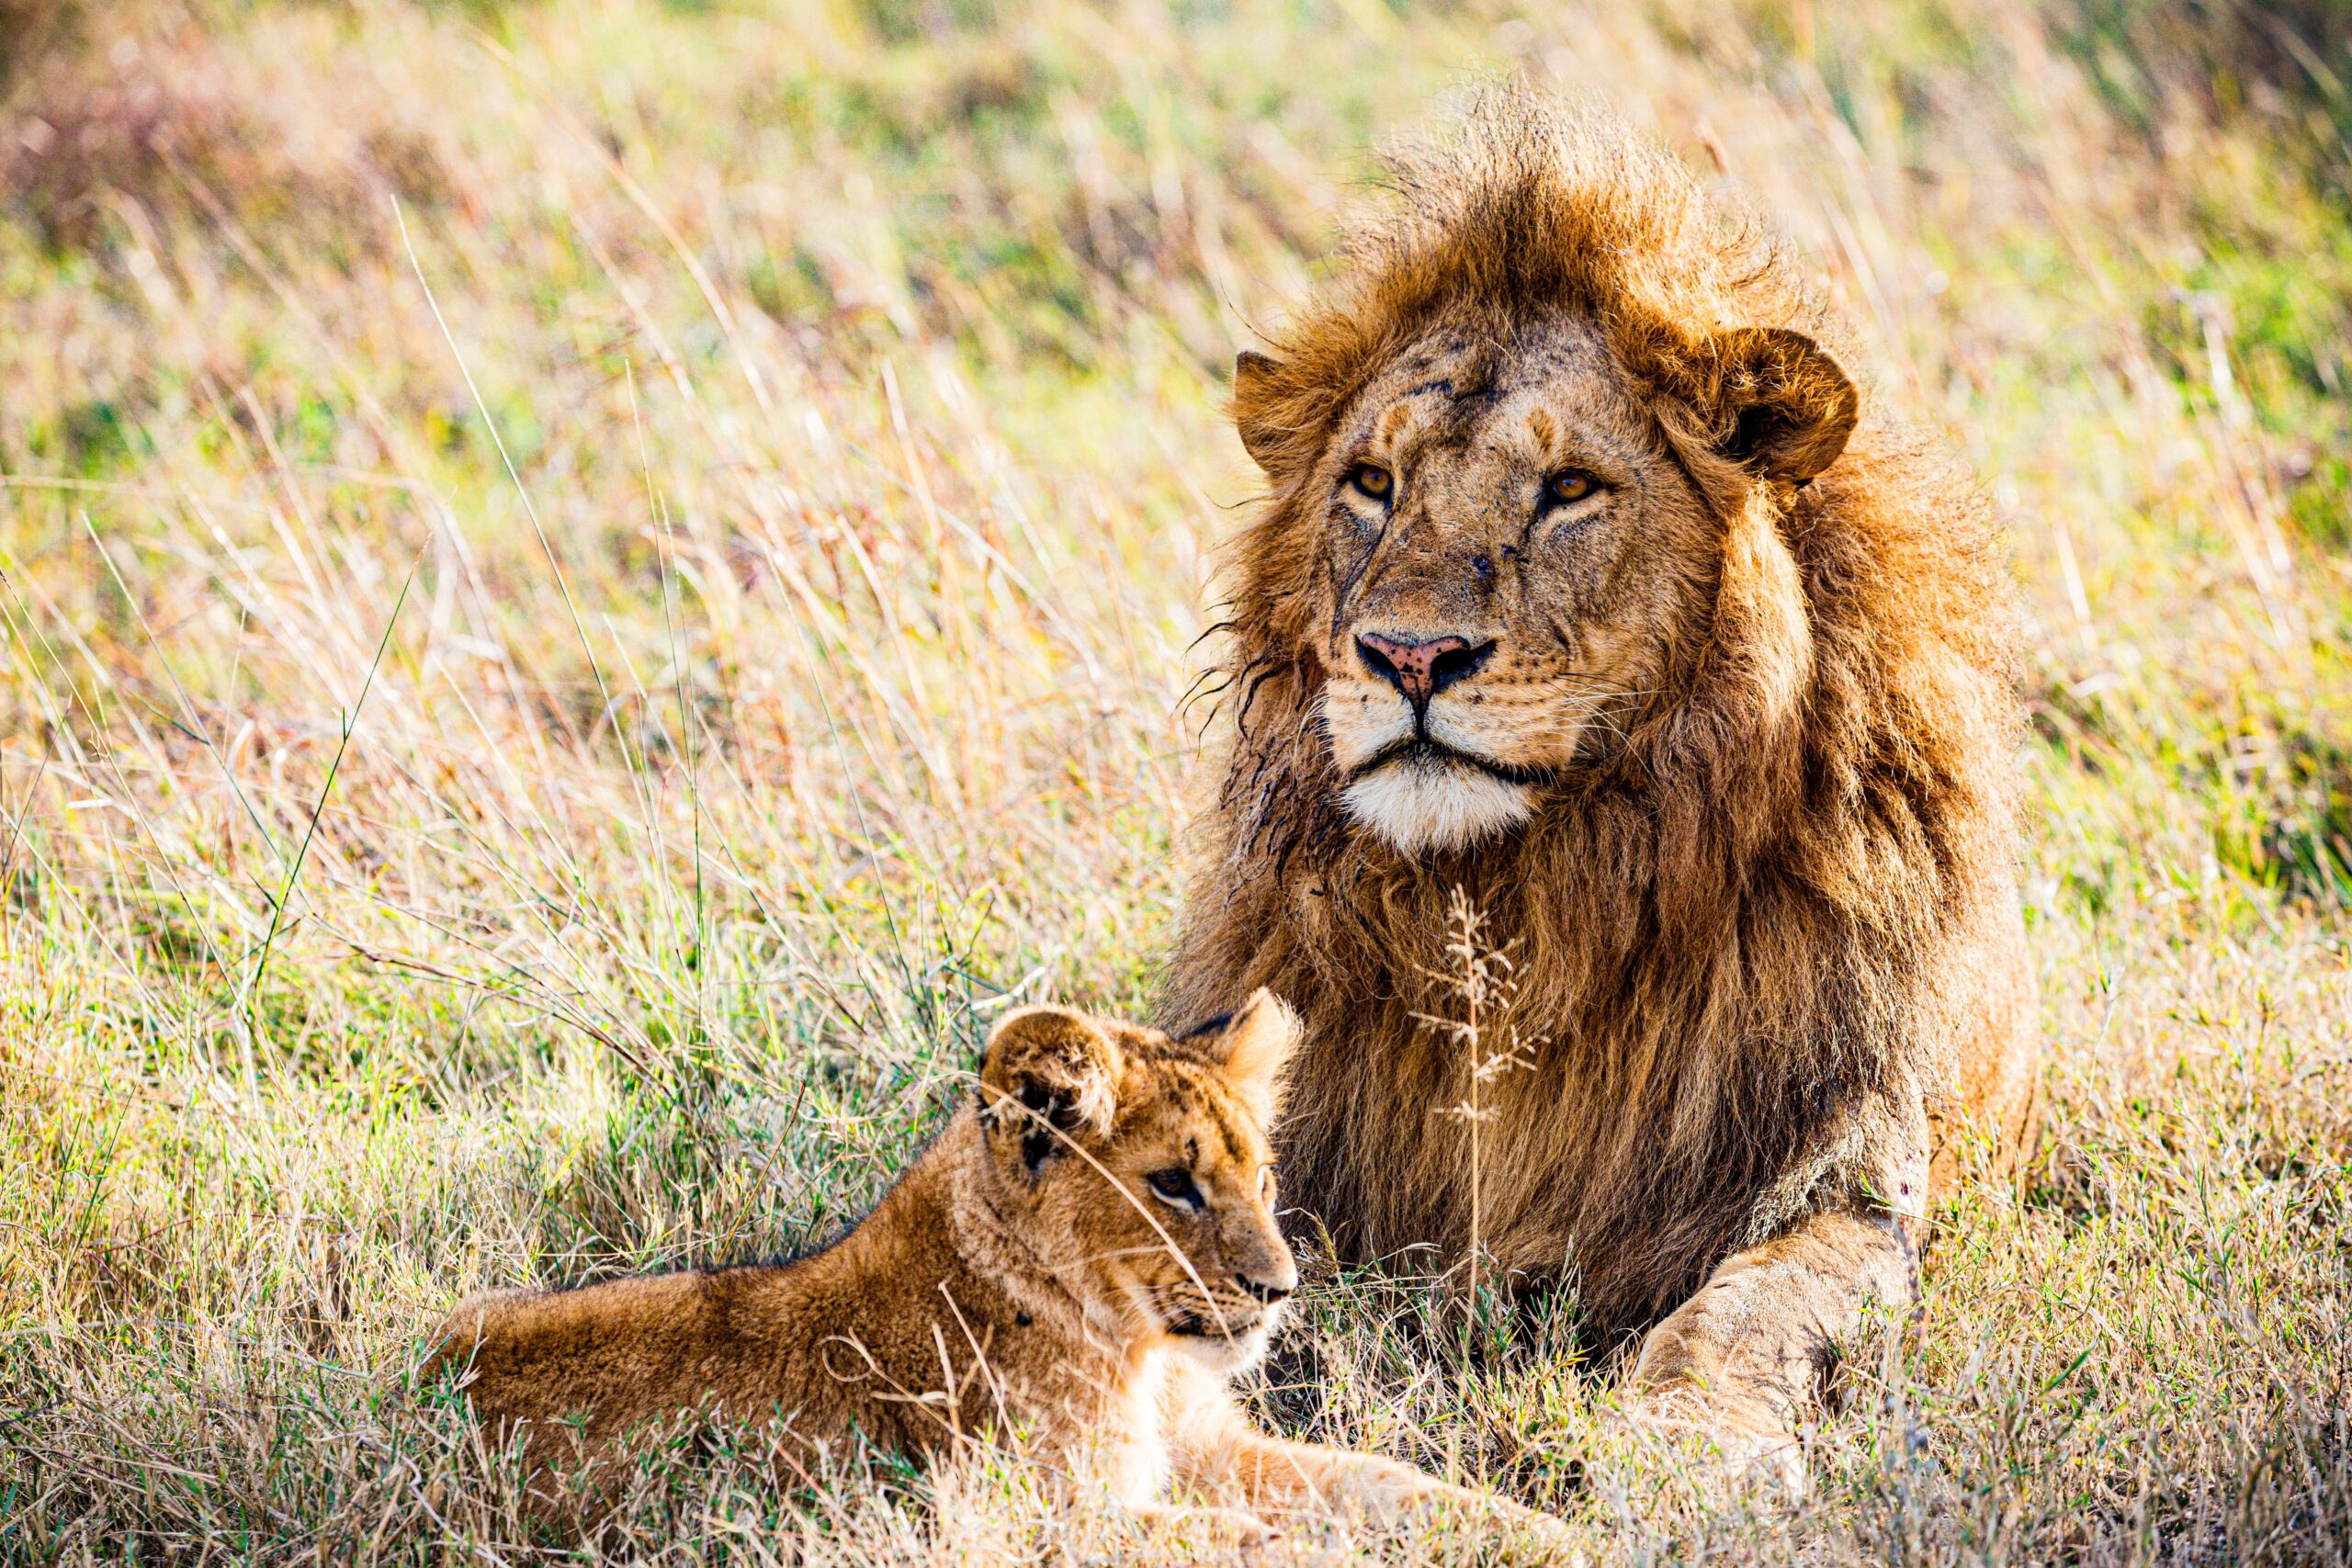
[2,0,2348,1561]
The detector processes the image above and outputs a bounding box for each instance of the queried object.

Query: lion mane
[1164,93,2033,1338]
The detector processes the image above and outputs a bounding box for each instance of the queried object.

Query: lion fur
[1166,91,2039,1339]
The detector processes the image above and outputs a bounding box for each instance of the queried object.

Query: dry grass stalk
[1412,886,1534,1309]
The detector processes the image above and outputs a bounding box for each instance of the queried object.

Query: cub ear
[978,1006,1124,1168]
[1206,988,1300,1123]
[1710,327,1858,487]
[1232,350,1290,474]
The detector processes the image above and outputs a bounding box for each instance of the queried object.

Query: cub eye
[1544,468,1600,507]
[1348,463,1394,501]
[1146,1168,1203,1209]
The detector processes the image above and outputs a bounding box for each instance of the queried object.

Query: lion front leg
[1630,1206,1917,1491]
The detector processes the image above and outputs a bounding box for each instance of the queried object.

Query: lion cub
[428,991,1569,1551]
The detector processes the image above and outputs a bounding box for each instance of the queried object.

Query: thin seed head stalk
[1411,886,1534,1312]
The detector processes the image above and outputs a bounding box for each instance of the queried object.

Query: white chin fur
[1172,1325,1273,1374]
[1341,757,1534,857]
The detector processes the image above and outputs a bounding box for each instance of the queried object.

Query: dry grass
[1,0,2348,1562]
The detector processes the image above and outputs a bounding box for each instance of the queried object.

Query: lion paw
[1692,1424,1807,1501]
[1627,1391,1809,1504]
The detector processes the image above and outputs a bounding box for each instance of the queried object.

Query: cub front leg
[1631,1205,1917,1488]
[1168,1386,1579,1560]
[1124,1500,1280,1562]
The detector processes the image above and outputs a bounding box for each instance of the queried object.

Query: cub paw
[1130,1502,1283,1563]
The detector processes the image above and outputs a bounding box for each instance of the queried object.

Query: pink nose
[1355,632,1492,709]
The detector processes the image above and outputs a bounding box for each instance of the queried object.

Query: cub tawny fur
[426,992,1569,1551]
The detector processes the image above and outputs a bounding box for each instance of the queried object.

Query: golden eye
[1349,464,1394,501]
[1545,469,1599,506]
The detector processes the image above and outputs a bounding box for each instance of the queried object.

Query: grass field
[3,0,2350,1561]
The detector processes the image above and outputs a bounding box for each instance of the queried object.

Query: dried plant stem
[1417,887,1533,1308]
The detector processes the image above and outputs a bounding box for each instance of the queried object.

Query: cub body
[429,992,1567,1550]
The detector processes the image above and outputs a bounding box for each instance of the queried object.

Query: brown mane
[1165,92,2025,1337]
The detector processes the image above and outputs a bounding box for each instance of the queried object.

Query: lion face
[1302,310,1713,855]
[973,991,1300,1371]
[1238,308,1858,859]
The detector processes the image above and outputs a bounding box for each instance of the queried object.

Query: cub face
[974,990,1300,1372]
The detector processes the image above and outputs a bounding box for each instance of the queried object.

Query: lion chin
[1340,753,1534,857]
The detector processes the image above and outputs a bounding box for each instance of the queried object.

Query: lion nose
[1355,632,1494,710]
[1236,1269,1296,1304]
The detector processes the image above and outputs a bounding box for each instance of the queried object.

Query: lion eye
[1147,1168,1203,1209]
[1258,1166,1275,1200]
[1348,464,1394,501]
[1544,469,1600,506]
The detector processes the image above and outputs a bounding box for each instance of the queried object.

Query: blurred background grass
[0,0,2347,1561]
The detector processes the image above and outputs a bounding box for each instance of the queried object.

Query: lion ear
[1233,350,1290,474]
[1207,988,1300,1123]
[1711,327,1858,487]
[979,1007,1124,1165]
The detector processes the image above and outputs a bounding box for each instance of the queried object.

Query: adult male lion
[1163,95,2039,1474]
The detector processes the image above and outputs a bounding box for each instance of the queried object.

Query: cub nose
[1236,1269,1297,1304]
[1355,632,1495,710]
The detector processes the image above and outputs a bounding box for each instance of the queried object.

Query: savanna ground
[2,0,2349,1561]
